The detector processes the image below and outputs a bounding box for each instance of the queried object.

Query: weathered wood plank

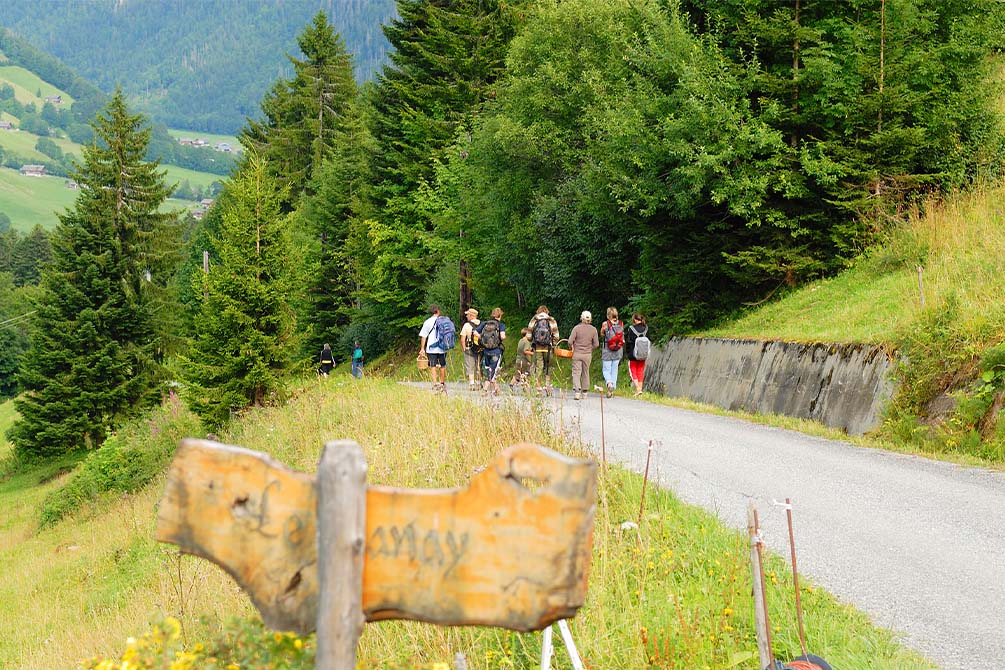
[156,439,597,634]
[155,439,320,633]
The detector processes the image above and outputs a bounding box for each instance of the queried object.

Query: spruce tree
[181,154,296,430]
[362,0,525,330]
[8,89,173,459]
[239,11,358,205]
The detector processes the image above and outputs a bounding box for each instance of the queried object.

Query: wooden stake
[748,503,773,669]
[784,498,809,657]
[637,440,653,526]
[316,441,367,670]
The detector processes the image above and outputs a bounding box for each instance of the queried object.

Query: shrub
[38,392,201,527]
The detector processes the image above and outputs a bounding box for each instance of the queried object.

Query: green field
[161,163,227,191]
[166,127,239,146]
[0,167,76,230]
[0,167,212,230]
[0,65,74,107]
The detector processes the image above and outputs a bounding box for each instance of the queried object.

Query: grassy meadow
[0,64,75,106]
[166,128,240,149]
[0,382,931,670]
[0,166,77,229]
[703,183,1005,348]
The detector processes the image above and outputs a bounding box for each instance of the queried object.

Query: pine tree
[239,11,358,204]
[181,153,296,430]
[8,89,174,459]
[361,0,526,330]
[296,94,376,357]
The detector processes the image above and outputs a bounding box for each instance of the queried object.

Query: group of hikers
[418,303,652,399]
[318,341,365,379]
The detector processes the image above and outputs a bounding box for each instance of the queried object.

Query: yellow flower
[723,607,734,617]
[432,663,450,670]
[164,617,182,642]
[294,639,303,650]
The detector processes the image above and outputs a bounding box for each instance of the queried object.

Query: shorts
[482,352,502,381]
[629,359,646,383]
[427,352,447,368]
[464,349,480,377]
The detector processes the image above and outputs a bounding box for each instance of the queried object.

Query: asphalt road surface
[430,382,1005,669]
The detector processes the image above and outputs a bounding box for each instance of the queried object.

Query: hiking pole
[637,440,653,526]
[594,385,606,466]
[777,498,809,658]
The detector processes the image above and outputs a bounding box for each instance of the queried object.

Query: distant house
[0,121,13,130]
[44,95,62,105]
[20,164,47,177]
[200,198,215,207]
[214,142,233,153]
[65,179,80,189]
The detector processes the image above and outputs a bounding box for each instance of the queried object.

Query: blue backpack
[434,316,457,350]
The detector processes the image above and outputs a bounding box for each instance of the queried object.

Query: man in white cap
[459,307,482,391]
[567,310,599,400]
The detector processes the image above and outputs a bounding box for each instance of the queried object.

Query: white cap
[581,310,592,321]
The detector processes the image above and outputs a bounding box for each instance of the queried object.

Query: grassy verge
[0,382,930,669]
[700,182,1005,462]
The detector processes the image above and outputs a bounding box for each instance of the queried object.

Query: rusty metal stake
[637,440,653,526]
[784,498,809,657]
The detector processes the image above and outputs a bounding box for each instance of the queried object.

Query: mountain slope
[0,0,396,134]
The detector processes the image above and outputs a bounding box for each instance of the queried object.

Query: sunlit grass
[704,182,1005,350]
[0,381,930,669]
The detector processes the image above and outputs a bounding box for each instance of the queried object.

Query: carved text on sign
[156,440,596,634]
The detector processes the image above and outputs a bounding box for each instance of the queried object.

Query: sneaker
[574,392,581,401]
[606,383,614,399]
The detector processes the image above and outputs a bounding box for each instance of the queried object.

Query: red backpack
[605,320,624,351]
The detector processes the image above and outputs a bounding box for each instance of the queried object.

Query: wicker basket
[554,339,574,359]
[416,354,429,370]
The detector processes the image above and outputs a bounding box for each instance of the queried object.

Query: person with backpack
[624,312,651,396]
[459,308,482,391]
[476,307,506,395]
[567,310,599,400]
[599,307,625,398]
[351,340,364,379]
[527,305,559,396]
[418,304,455,394]
[318,343,335,377]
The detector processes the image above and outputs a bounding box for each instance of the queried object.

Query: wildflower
[294,639,303,650]
[432,663,450,670]
[723,607,734,617]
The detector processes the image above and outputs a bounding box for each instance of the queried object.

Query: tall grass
[0,380,930,669]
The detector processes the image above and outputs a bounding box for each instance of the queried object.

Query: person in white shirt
[419,304,449,393]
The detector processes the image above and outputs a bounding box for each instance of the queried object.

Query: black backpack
[532,318,553,348]
[479,320,502,350]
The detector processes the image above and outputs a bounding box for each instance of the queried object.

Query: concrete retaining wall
[644,337,898,435]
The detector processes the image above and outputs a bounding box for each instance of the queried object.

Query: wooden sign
[156,439,597,635]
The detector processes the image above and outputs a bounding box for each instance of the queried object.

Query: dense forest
[1,0,396,134]
[4,0,1005,459]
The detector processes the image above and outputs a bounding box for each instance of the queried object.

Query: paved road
[432,383,1005,669]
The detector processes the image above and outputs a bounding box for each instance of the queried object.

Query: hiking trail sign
[155,439,597,669]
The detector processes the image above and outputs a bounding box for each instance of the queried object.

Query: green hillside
[704,183,1005,460]
[0,64,74,105]
[1,0,396,134]
[0,167,76,229]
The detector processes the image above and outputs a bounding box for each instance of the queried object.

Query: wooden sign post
[156,439,597,668]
